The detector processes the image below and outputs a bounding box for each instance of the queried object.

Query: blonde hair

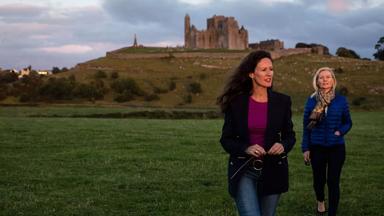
[311,67,337,95]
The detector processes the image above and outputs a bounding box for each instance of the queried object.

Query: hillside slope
[55,48,384,111]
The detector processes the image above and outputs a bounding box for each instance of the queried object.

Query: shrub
[334,67,344,74]
[0,71,18,84]
[94,70,107,79]
[336,86,349,96]
[186,82,202,94]
[19,93,32,102]
[110,78,145,96]
[110,71,119,79]
[68,74,76,82]
[352,97,366,106]
[168,80,176,91]
[91,79,105,90]
[39,77,75,100]
[17,74,43,101]
[114,91,135,102]
[73,83,104,100]
[0,84,7,100]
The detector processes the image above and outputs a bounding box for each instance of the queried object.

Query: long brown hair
[217,50,272,112]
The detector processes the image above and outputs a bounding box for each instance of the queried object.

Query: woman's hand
[303,151,311,165]
[245,144,266,157]
[334,130,341,136]
[268,143,285,155]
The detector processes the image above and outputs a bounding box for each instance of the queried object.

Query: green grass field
[0,108,383,215]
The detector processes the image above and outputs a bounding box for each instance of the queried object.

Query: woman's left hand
[268,143,285,155]
[334,131,341,136]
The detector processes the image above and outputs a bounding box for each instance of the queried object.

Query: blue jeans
[235,172,281,216]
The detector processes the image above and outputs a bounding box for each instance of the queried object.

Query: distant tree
[336,47,360,59]
[73,83,104,101]
[373,36,384,61]
[0,84,8,100]
[52,67,61,74]
[61,67,69,72]
[0,71,18,84]
[295,42,311,48]
[39,77,75,100]
[110,78,144,96]
[17,73,43,102]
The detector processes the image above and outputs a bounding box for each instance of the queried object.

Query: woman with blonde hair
[301,67,352,216]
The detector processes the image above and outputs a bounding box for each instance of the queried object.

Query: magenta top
[248,97,268,148]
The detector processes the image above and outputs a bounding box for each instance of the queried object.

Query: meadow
[0,107,383,215]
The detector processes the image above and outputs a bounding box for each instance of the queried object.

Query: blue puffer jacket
[301,94,352,152]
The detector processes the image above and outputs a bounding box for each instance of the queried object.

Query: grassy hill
[50,48,384,111]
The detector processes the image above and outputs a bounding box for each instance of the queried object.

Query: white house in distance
[37,70,51,76]
[16,68,52,78]
[18,67,31,78]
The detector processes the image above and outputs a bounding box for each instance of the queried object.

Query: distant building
[37,70,51,76]
[184,14,248,49]
[249,39,284,51]
[295,42,330,55]
[18,67,31,78]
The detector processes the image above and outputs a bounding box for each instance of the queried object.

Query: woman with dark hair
[302,67,352,216]
[218,50,296,216]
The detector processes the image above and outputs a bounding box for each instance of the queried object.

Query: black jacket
[220,90,296,197]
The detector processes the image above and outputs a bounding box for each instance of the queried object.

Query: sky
[0,0,383,70]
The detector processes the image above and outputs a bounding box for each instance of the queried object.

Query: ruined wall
[249,39,284,51]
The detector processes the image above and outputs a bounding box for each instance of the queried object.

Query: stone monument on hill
[184,14,248,49]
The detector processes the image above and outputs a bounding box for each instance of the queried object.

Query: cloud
[0,4,46,21]
[103,0,184,25]
[178,0,215,5]
[0,0,383,69]
[39,44,93,54]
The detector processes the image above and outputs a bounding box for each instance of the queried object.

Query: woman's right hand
[303,151,311,165]
[245,144,266,157]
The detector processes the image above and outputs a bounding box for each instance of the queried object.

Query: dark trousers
[310,145,345,216]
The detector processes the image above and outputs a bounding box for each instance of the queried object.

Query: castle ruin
[184,14,248,49]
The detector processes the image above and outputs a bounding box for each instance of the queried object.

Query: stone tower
[184,14,248,49]
[185,14,191,48]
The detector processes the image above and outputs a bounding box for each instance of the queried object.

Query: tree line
[0,70,203,104]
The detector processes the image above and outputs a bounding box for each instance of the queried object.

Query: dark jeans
[310,145,345,216]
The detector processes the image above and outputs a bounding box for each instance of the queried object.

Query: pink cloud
[327,0,350,13]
